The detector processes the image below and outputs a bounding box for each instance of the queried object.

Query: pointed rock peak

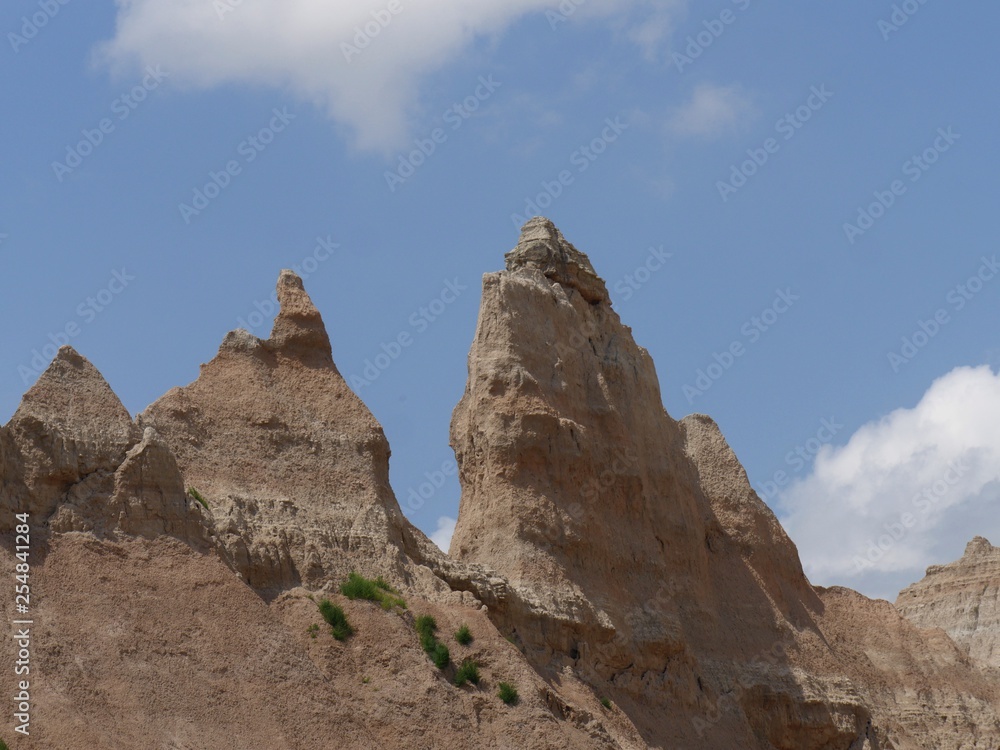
[266,269,333,362]
[964,536,995,558]
[11,346,135,443]
[505,217,609,304]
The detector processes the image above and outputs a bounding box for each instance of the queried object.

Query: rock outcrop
[449,217,1000,749]
[897,536,1000,671]
[6,346,139,525]
[2,219,1000,749]
[138,270,453,597]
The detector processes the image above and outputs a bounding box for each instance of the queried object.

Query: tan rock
[897,536,1000,671]
[449,217,1000,749]
[6,346,139,525]
[139,270,448,595]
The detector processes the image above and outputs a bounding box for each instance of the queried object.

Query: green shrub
[454,659,480,687]
[341,572,379,601]
[341,572,407,611]
[498,682,519,705]
[318,599,354,641]
[414,614,451,669]
[0,739,10,750]
[432,642,451,669]
[600,697,612,710]
[187,487,210,511]
[415,615,437,635]
[454,624,473,645]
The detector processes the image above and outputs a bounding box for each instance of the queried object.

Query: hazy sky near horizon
[2,0,998,601]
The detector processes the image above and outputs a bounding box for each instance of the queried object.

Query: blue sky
[2,0,998,600]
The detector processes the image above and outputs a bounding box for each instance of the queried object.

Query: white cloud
[668,83,753,138]
[98,0,683,152]
[780,365,1000,601]
[430,516,457,553]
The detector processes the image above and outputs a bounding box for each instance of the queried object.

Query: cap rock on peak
[505,217,609,304]
[267,269,333,362]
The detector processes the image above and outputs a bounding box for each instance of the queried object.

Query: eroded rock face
[139,270,446,595]
[3,222,1000,749]
[449,217,1000,749]
[2,348,213,549]
[6,346,140,525]
[897,537,1000,671]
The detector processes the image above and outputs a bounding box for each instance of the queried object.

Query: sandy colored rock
[449,217,1000,749]
[138,270,449,596]
[897,536,1000,671]
[6,347,139,527]
[2,220,1000,749]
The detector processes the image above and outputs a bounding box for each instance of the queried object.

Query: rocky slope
[897,536,1000,671]
[0,218,997,748]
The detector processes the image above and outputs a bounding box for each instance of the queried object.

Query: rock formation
[138,270,446,595]
[1,219,999,749]
[897,536,1000,671]
[449,217,1000,748]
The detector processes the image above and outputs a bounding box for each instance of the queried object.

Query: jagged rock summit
[897,536,1000,671]
[139,269,445,594]
[506,216,610,304]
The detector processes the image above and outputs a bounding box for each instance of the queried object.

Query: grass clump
[416,614,451,670]
[318,599,354,641]
[432,641,450,669]
[307,623,320,639]
[600,697,612,710]
[498,682,519,706]
[341,572,407,611]
[454,659,481,687]
[186,487,210,511]
[454,624,473,645]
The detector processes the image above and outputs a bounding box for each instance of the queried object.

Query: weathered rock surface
[6,346,139,525]
[897,536,1000,671]
[2,220,999,749]
[138,270,455,597]
[449,217,1000,749]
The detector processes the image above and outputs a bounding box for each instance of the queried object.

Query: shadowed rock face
[138,270,448,596]
[897,537,1000,671]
